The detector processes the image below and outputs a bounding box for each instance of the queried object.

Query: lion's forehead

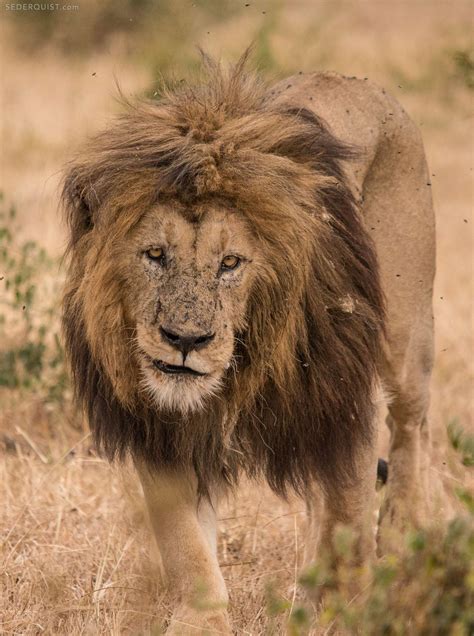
[134,204,255,267]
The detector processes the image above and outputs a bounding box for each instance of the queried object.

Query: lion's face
[123,202,258,413]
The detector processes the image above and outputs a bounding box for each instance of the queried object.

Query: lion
[61,53,436,634]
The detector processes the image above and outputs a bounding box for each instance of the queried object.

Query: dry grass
[1,1,473,633]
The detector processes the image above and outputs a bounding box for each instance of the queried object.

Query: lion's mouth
[152,359,207,377]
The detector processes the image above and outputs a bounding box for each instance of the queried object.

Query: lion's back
[269,71,424,196]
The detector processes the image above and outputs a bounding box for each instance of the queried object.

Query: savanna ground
[0,1,473,633]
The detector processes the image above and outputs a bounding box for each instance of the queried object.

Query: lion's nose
[159,326,215,355]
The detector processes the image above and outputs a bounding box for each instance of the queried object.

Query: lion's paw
[377,489,429,555]
[377,467,455,555]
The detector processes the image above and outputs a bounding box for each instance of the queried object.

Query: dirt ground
[1,1,472,633]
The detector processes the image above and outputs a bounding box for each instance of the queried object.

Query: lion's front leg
[137,465,231,635]
[302,446,377,605]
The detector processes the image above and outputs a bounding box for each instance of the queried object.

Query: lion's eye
[220,255,241,271]
[146,247,165,262]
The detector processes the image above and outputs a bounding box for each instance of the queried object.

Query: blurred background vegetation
[3,0,473,89]
[0,1,473,633]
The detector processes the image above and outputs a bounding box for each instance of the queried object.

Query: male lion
[62,54,435,633]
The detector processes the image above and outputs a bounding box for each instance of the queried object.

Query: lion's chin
[140,366,223,414]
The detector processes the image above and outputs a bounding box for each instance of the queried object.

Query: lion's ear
[62,169,97,245]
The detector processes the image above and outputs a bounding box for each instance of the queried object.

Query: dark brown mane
[62,54,385,499]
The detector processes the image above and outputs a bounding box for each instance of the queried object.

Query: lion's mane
[62,54,384,499]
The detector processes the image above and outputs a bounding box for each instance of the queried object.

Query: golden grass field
[1,1,473,633]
